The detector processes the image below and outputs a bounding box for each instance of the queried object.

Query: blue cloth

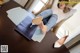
[38,9,53,18]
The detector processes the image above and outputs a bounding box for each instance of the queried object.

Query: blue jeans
[38,9,58,32]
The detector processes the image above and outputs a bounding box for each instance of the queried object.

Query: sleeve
[65,9,77,20]
[51,0,59,9]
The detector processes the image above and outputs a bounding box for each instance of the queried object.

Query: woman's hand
[38,22,47,34]
[32,16,42,25]
[41,25,47,34]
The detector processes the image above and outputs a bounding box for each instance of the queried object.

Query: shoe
[53,35,68,48]
[53,41,62,48]
[52,43,55,48]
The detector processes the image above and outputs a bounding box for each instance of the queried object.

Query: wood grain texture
[0,1,70,53]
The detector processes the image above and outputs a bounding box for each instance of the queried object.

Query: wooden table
[0,1,70,53]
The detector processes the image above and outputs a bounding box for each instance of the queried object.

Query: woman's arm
[51,0,59,9]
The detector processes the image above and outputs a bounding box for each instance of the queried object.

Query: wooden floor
[0,1,70,53]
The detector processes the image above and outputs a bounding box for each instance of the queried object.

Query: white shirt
[52,7,66,23]
[51,0,76,24]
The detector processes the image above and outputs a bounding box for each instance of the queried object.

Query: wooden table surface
[0,1,70,53]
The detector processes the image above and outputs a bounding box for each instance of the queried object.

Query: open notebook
[6,7,29,25]
[6,7,46,42]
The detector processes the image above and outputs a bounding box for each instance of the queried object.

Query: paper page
[32,27,46,42]
[6,7,28,25]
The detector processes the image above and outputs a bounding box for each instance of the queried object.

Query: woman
[33,0,76,34]
[52,0,76,48]
[32,0,76,45]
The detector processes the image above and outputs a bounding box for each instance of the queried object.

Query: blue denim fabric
[46,14,58,32]
[38,9,58,32]
[38,9,53,18]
